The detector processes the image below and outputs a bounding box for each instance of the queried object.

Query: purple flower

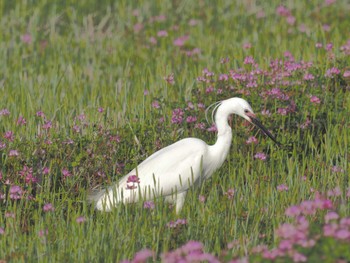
[9,185,23,200]
[151,101,160,109]
[43,203,55,212]
[220,57,230,64]
[278,108,288,115]
[327,186,342,197]
[325,0,336,5]
[36,111,45,118]
[243,56,255,65]
[277,184,289,192]
[292,252,307,262]
[21,33,32,44]
[5,212,15,218]
[325,211,339,223]
[254,152,267,160]
[127,175,140,184]
[167,218,187,228]
[205,86,215,93]
[126,175,140,190]
[219,74,229,81]
[9,149,19,157]
[173,35,189,47]
[243,42,252,49]
[186,116,197,123]
[276,5,291,17]
[43,167,50,175]
[195,122,206,130]
[325,43,333,51]
[148,37,157,45]
[246,136,258,144]
[143,201,155,210]
[207,124,217,132]
[315,43,323,49]
[310,96,321,104]
[4,131,14,142]
[344,71,350,78]
[188,19,198,26]
[0,109,10,116]
[303,73,314,81]
[261,109,271,116]
[0,227,4,235]
[225,188,235,199]
[331,166,344,173]
[325,67,340,78]
[300,200,316,215]
[62,168,72,178]
[335,229,350,240]
[109,135,121,143]
[157,30,168,37]
[286,16,296,25]
[0,141,6,150]
[132,249,153,262]
[164,73,175,85]
[171,108,184,124]
[285,205,301,217]
[42,120,52,130]
[76,216,86,223]
[133,23,143,33]
[198,195,206,203]
[323,24,331,32]
[17,116,26,126]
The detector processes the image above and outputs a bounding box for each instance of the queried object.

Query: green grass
[0,0,350,262]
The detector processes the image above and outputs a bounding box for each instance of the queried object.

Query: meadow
[0,0,350,262]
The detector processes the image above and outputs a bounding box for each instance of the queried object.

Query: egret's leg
[175,191,187,214]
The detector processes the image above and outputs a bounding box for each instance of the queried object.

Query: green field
[1,0,350,262]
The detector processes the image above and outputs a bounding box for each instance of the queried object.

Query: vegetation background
[0,0,349,262]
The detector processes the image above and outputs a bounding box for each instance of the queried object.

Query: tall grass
[0,0,349,262]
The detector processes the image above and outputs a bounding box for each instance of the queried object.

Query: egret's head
[233,98,282,146]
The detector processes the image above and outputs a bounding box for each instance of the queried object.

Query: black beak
[250,117,282,147]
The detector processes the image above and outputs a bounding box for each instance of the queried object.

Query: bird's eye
[244,109,249,114]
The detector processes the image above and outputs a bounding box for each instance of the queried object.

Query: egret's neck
[208,110,232,172]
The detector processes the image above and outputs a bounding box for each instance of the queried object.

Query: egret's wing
[124,138,207,194]
[90,138,207,210]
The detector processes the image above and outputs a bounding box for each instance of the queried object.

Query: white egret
[88,97,281,213]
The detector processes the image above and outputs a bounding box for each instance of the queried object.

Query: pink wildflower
[9,185,23,200]
[157,30,168,37]
[325,67,340,78]
[186,116,197,123]
[17,116,26,126]
[143,201,155,210]
[43,203,55,212]
[76,216,86,223]
[0,109,10,116]
[151,101,160,109]
[21,33,32,44]
[62,168,72,178]
[4,131,14,142]
[310,96,321,104]
[277,184,289,192]
[164,73,175,85]
[246,136,258,144]
[9,149,19,157]
[173,35,189,47]
[225,188,235,199]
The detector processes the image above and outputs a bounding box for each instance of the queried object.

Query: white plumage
[88,97,280,213]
